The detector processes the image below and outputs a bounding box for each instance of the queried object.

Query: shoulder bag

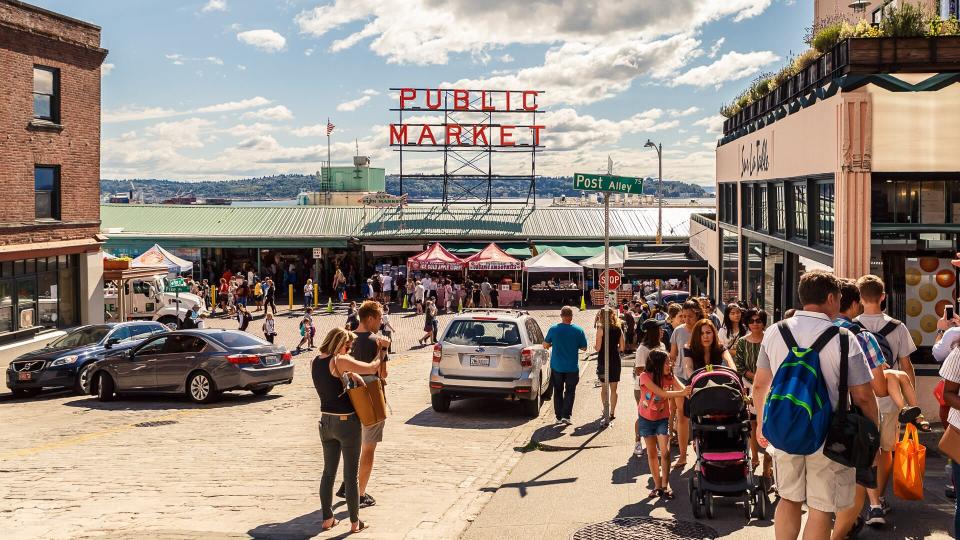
[332,356,388,428]
[824,328,881,473]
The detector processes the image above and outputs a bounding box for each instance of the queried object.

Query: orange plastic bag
[893,423,926,500]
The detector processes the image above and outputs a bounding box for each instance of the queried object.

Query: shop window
[816,182,834,246]
[920,181,946,224]
[773,183,786,235]
[872,179,894,222]
[33,66,59,122]
[58,265,77,327]
[742,184,754,229]
[37,271,58,329]
[0,280,12,334]
[755,185,768,232]
[718,183,738,225]
[721,229,739,303]
[35,166,60,220]
[764,245,784,319]
[17,276,36,330]
[747,239,764,308]
[793,182,808,239]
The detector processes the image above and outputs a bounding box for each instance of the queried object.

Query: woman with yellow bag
[939,346,960,538]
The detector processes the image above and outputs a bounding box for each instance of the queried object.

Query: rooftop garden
[720,3,960,119]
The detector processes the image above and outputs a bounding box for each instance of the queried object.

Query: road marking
[0,409,200,462]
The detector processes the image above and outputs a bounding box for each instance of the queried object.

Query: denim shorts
[637,416,669,437]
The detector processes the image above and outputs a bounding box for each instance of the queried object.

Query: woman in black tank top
[313,327,382,534]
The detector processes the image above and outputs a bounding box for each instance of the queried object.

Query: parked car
[87,329,292,404]
[429,309,550,417]
[645,290,690,307]
[6,322,167,398]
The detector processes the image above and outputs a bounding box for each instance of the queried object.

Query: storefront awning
[532,242,627,259]
[408,243,466,271]
[445,242,532,258]
[464,243,522,271]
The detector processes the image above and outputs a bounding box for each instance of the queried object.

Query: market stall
[523,249,584,306]
[464,243,523,307]
[131,244,194,277]
[581,246,632,306]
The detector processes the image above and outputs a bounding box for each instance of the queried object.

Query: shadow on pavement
[59,392,281,411]
[0,387,74,404]
[405,399,534,429]
[611,455,646,486]
[248,509,345,540]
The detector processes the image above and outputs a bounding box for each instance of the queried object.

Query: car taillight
[281,352,292,362]
[432,344,442,363]
[521,347,534,368]
[227,354,260,365]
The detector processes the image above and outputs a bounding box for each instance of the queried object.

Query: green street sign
[167,277,189,293]
[572,173,644,194]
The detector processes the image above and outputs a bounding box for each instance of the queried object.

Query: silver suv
[429,309,551,417]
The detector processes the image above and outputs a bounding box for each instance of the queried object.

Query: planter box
[104,259,131,270]
[848,36,960,72]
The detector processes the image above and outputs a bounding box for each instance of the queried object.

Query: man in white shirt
[753,270,878,540]
[421,275,433,300]
[381,272,393,304]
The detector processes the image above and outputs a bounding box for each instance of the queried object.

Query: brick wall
[0,1,106,247]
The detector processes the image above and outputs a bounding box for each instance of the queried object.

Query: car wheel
[431,392,451,412]
[187,371,220,404]
[12,388,42,399]
[74,367,91,395]
[97,372,115,402]
[522,391,541,418]
[251,386,273,396]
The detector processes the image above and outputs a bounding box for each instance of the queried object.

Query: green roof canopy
[444,242,532,257]
[533,242,627,259]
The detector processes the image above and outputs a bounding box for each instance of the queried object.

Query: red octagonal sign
[599,269,622,290]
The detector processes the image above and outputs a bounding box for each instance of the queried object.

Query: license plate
[469,355,491,367]
[263,356,280,366]
[18,372,32,381]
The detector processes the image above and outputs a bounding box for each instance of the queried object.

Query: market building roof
[100,203,707,248]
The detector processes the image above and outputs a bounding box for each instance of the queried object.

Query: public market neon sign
[389,88,545,147]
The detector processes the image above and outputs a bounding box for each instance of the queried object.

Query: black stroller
[685,365,772,521]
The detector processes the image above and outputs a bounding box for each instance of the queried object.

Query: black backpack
[853,318,901,368]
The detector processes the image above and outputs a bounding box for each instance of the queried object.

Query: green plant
[880,2,926,37]
[791,49,820,74]
[812,22,844,53]
[840,19,883,39]
[929,14,960,36]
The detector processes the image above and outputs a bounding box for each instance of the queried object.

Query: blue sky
[33,0,810,184]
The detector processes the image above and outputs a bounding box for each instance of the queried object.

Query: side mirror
[105,338,119,349]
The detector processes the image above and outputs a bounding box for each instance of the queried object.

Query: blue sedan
[6,322,167,398]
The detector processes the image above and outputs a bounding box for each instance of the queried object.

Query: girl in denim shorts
[637,349,690,499]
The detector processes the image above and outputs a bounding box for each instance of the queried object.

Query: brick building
[0,0,107,346]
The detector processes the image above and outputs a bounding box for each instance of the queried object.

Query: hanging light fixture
[849,0,871,13]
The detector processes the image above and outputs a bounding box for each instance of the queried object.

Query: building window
[817,182,835,246]
[33,66,59,122]
[718,183,738,225]
[721,229,739,303]
[34,166,60,220]
[773,183,786,235]
[793,182,808,239]
[0,255,77,338]
[755,184,768,233]
[747,239,764,308]
[742,184,754,229]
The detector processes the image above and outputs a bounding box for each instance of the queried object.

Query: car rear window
[205,331,268,348]
[445,320,522,347]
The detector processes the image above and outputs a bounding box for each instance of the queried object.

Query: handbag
[940,424,960,463]
[333,358,388,428]
[823,329,881,471]
[893,423,926,500]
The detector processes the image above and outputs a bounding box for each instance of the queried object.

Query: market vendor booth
[523,248,583,306]
[407,242,466,281]
[581,246,631,306]
[464,243,523,307]
[131,244,195,277]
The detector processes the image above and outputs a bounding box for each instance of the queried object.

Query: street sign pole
[603,156,611,427]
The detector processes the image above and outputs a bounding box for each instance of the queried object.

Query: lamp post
[644,139,663,245]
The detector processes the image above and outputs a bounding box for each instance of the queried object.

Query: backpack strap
[878,320,900,338]
[777,321,799,350]
[837,328,850,416]
[811,325,840,354]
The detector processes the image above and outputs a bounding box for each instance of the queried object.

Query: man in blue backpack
[753,270,879,540]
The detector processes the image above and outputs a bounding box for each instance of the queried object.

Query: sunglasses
[748,318,763,324]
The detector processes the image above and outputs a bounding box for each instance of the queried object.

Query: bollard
[314,284,319,307]
[402,294,408,310]
[288,284,293,310]
[458,297,463,313]
[579,295,586,311]
[326,297,333,314]
[211,287,216,312]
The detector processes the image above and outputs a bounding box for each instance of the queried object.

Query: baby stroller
[685,365,772,521]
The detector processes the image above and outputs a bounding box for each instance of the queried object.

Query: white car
[429,309,551,417]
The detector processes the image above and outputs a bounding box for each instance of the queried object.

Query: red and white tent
[407,242,466,272]
[464,243,522,271]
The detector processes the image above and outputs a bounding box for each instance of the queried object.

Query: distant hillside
[102,175,709,201]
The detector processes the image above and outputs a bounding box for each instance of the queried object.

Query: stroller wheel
[742,492,752,521]
[705,492,715,519]
[691,490,703,519]
[756,488,771,520]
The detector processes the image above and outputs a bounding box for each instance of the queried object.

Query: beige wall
[815,0,936,24]
[689,220,719,270]
[717,93,840,183]
[79,250,104,326]
[868,82,960,172]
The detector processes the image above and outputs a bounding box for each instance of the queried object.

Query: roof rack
[460,308,530,317]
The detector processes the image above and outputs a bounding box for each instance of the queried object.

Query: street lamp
[849,0,871,14]
[644,139,663,245]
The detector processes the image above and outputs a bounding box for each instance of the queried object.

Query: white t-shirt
[414,284,425,301]
[381,274,393,292]
[856,313,917,413]
[939,348,960,430]
[934,327,960,362]
[669,325,692,380]
[757,310,872,415]
[634,343,665,387]
[717,327,744,350]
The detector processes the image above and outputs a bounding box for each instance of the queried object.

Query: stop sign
[599,269,622,290]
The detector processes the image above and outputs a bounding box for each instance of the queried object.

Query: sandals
[648,488,660,499]
[651,488,675,500]
[351,520,368,533]
[915,415,932,433]
[321,519,339,532]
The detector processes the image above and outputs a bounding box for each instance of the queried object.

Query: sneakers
[634,442,644,456]
[865,506,886,527]
[359,493,376,508]
[561,417,572,426]
[879,497,892,516]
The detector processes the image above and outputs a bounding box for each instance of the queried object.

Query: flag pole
[327,117,331,179]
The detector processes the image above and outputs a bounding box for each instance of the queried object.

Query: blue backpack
[762,324,837,455]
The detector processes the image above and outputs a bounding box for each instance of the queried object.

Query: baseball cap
[640,319,665,332]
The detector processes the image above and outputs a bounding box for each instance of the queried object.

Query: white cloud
[104,96,272,123]
[304,48,314,56]
[542,108,678,152]
[201,0,227,13]
[708,37,725,58]
[336,89,380,112]
[693,115,725,133]
[241,105,293,121]
[237,64,247,70]
[237,29,286,53]
[206,56,224,65]
[672,50,780,88]
[166,53,225,66]
[101,63,114,76]
[668,106,700,117]
[165,53,185,65]
[291,124,327,137]
[227,123,278,138]
[499,54,514,63]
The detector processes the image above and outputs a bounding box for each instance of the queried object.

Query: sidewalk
[463,357,957,539]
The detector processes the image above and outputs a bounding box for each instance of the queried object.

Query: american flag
[326,119,335,136]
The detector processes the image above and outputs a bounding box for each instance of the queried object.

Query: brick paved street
[0,304,597,540]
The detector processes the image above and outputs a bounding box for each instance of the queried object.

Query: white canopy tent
[131,244,193,275]
[579,245,629,269]
[523,249,584,301]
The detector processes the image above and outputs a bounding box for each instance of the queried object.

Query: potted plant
[104,256,133,270]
